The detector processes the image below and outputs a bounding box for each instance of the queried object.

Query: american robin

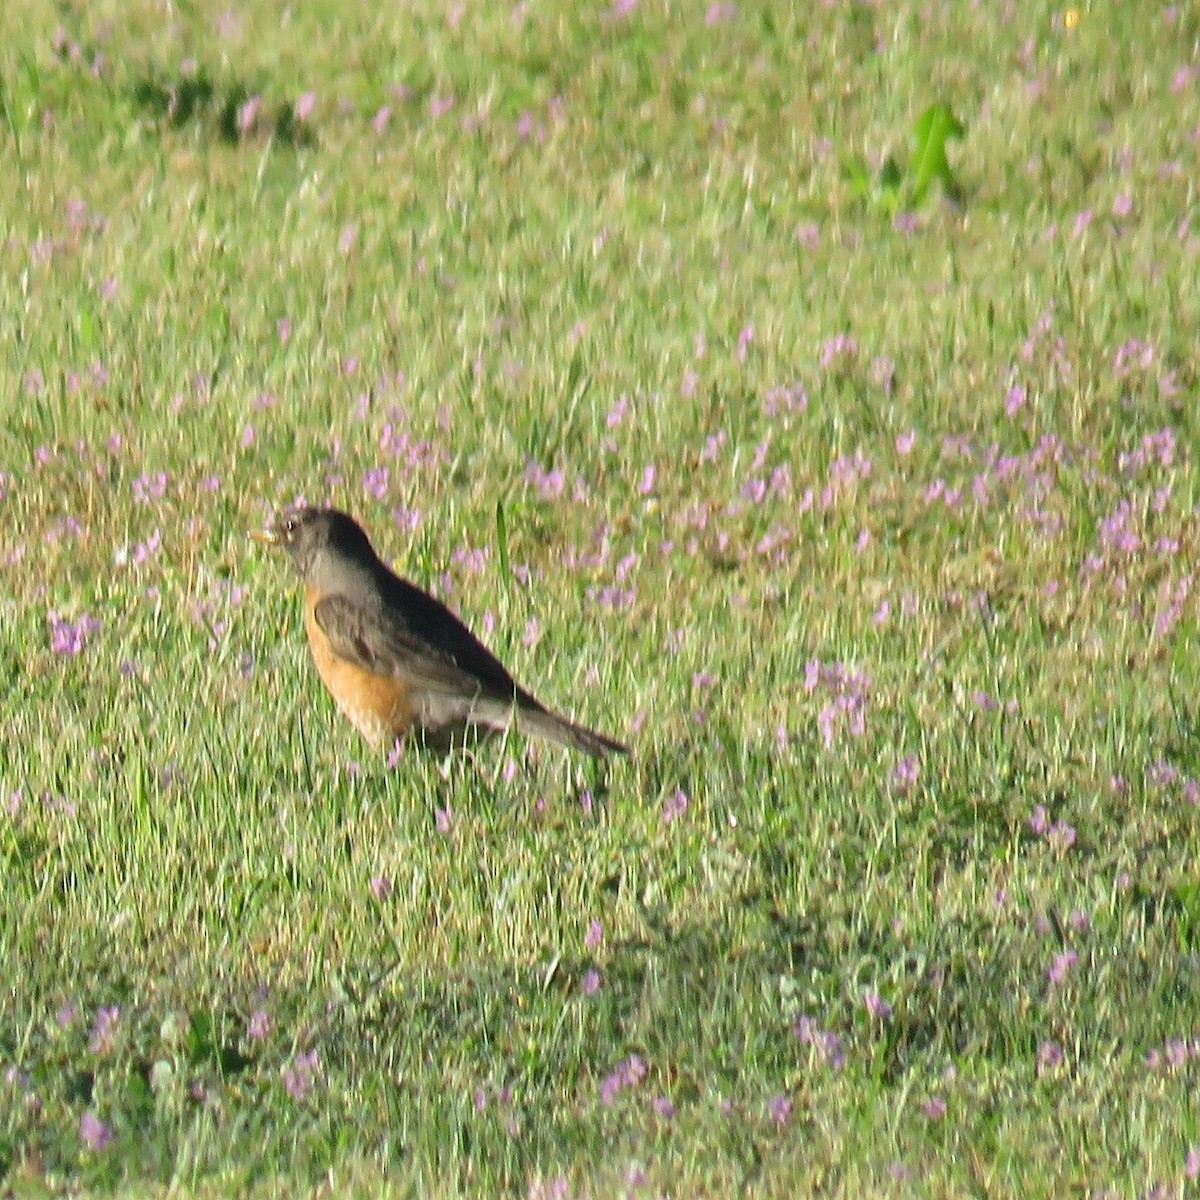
[251,506,628,757]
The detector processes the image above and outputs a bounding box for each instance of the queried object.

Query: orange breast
[303,585,414,745]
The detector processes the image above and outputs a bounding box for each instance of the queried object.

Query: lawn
[2,0,1200,1196]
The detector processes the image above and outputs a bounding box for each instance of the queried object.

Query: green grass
[3,0,1200,1195]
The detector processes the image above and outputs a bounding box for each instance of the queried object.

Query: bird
[251,505,628,758]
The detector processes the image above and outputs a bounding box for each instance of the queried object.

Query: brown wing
[315,588,628,757]
[313,592,511,702]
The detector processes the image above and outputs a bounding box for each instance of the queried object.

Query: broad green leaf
[909,102,965,205]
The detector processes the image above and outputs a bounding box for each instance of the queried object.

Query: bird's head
[251,506,375,581]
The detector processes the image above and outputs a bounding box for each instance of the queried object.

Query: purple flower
[362,466,389,499]
[891,755,918,791]
[598,1072,622,1106]
[247,1010,269,1040]
[766,1093,792,1126]
[89,1006,120,1054]
[79,1111,112,1151]
[1185,1147,1200,1180]
[819,333,857,369]
[1048,821,1076,852]
[580,969,601,996]
[651,1094,675,1119]
[794,1016,846,1069]
[392,505,421,533]
[294,91,316,121]
[922,1096,947,1120]
[1148,759,1180,789]
[863,990,892,1020]
[598,1055,644,1106]
[525,461,565,500]
[700,430,726,462]
[131,470,168,504]
[435,808,452,835]
[527,1178,570,1200]
[584,919,603,949]
[662,786,688,824]
[792,1017,820,1046]
[132,528,161,566]
[895,430,915,456]
[48,610,100,655]
[705,2,736,25]
[283,1049,319,1100]
[1165,1038,1187,1067]
[1036,1040,1063,1074]
[1047,949,1078,984]
[1028,805,1049,835]
[236,95,261,134]
[370,875,393,901]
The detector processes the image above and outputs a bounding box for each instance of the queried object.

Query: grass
[3,0,1200,1195]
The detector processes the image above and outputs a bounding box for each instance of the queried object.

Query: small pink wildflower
[79,1111,112,1151]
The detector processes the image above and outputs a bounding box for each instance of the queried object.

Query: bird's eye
[285,516,298,536]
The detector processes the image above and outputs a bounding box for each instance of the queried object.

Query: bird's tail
[515,705,630,758]
[467,693,628,757]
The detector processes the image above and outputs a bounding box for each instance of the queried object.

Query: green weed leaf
[495,498,510,583]
[908,102,965,205]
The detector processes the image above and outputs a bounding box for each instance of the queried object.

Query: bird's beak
[249,522,281,546]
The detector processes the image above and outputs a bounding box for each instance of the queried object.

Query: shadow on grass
[5,880,1200,1195]
[130,69,316,148]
